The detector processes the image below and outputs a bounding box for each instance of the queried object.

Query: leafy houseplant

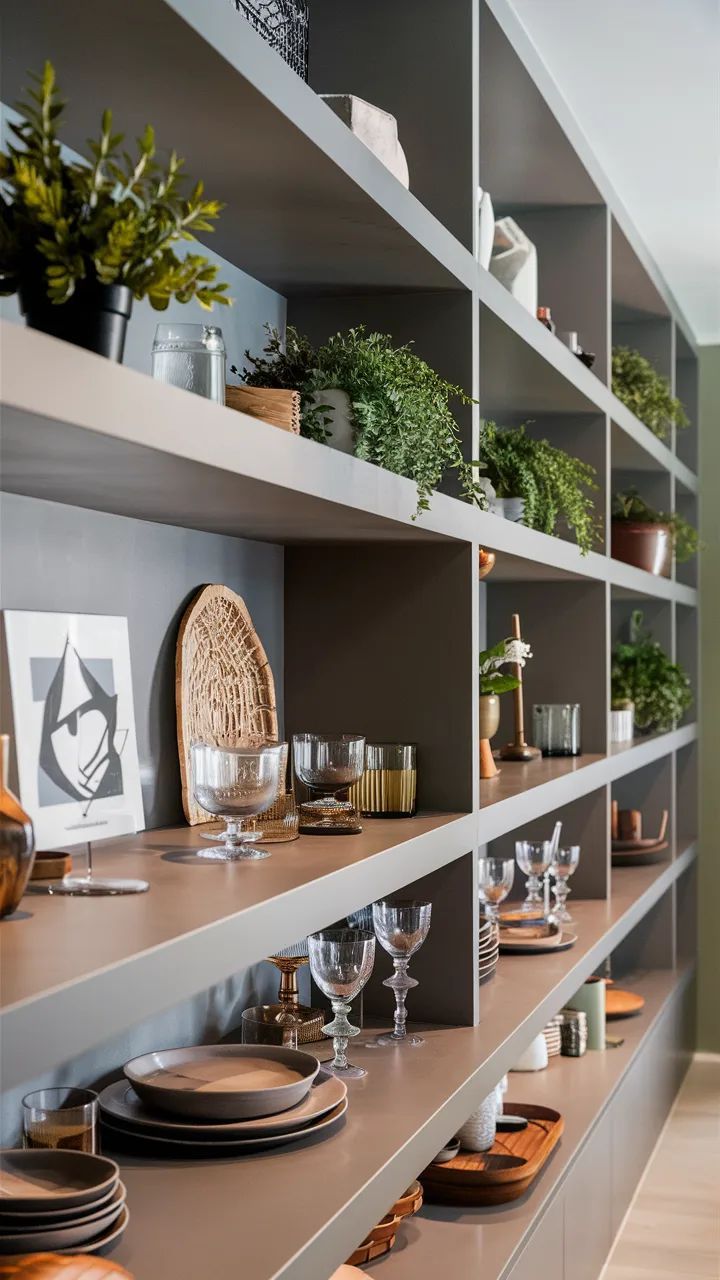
[0,63,230,361]
[479,636,532,779]
[612,489,699,577]
[612,346,688,441]
[611,611,692,734]
[477,421,600,556]
[238,324,485,516]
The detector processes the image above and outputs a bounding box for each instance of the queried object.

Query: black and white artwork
[4,611,144,849]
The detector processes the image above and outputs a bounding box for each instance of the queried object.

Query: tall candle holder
[498,613,541,763]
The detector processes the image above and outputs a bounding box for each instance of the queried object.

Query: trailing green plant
[0,62,230,310]
[612,346,688,441]
[477,420,600,555]
[238,324,486,516]
[479,636,532,696]
[612,489,699,563]
[611,610,692,733]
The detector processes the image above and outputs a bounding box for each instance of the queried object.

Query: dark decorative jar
[233,0,309,79]
[19,280,133,362]
[0,734,35,919]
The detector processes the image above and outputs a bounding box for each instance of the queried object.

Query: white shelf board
[0,812,473,1091]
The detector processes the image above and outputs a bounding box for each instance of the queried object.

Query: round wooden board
[175,584,279,825]
[606,988,645,1019]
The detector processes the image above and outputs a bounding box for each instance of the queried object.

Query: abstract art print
[3,611,144,849]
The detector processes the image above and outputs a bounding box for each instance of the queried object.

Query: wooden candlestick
[498,612,541,762]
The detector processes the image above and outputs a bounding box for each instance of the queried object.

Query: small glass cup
[532,704,581,757]
[349,744,417,818]
[22,1088,98,1153]
[151,323,226,403]
[515,839,553,912]
[550,845,580,924]
[478,857,515,924]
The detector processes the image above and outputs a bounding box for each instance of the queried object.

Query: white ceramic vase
[490,496,526,524]
[610,705,634,744]
[510,1032,549,1072]
[457,1089,498,1152]
[312,388,355,455]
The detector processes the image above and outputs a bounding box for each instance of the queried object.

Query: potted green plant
[611,346,688,441]
[476,421,600,555]
[611,489,699,577]
[237,324,486,516]
[479,635,532,778]
[0,63,230,361]
[611,611,692,734]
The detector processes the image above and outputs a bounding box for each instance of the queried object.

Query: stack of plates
[0,1150,127,1256]
[543,1014,563,1058]
[478,918,499,983]
[498,916,577,954]
[99,1045,347,1154]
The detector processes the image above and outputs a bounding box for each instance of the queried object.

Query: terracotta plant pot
[479,694,501,780]
[611,520,671,578]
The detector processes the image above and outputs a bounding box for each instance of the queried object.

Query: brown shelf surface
[377,963,693,1280]
[101,856,693,1280]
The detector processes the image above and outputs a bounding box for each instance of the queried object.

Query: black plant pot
[19,280,133,362]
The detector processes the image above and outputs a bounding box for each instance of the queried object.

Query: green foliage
[478,637,527,696]
[612,346,688,440]
[239,324,485,517]
[477,421,600,555]
[612,488,699,563]
[611,610,692,733]
[0,62,231,310]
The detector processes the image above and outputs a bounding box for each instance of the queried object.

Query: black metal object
[233,0,309,80]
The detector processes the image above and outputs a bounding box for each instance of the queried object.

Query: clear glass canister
[532,704,581,757]
[151,323,226,403]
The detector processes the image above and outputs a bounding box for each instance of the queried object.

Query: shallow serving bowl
[123,1044,320,1121]
[0,1150,119,1213]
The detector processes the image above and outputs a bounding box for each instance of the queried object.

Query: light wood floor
[603,1055,720,1280]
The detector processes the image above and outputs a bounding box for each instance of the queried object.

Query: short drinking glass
[515,840,553,913]
[22,1088,98,1153]
[369,898,432,1048]
[478,857,515,924]
[550,845,580,924]
[308,928,375,1078]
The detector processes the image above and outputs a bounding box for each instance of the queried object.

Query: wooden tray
[176,584,279,825]
[611,843,668,867]
[420,1103,563,1205]
[606,988,645,1019]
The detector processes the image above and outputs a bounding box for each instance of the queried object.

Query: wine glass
[367,899,432,1048]
[515,840,552,913]
[307,928,375,1078]
[550,845,580,924]
[293,734,365,834]
[478,857,515,924]
[191,742,284,861]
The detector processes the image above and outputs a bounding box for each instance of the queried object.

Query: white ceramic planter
[510,1032,549,1072]
[312,388,355,455]
[490,496,526,524]
[610,706,634,744]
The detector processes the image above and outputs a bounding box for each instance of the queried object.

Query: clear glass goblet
[515,840,552,912]
[368,898,432,1048]
[293,734,365,834]
[307,928,375,1078]
[191,742,285,861]
[478,857,515,925]
[550,845,580,924]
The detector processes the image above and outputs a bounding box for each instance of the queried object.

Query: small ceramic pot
[511,1032,549,1072]
[490,496,526,524]
[611,520,671,578]
[457,1090,498,1152]
[313,388,355,454]
[610,702,634,744]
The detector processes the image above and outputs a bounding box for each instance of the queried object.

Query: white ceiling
[507,0,720,345]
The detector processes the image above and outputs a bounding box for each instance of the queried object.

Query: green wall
[699,344,720,1051]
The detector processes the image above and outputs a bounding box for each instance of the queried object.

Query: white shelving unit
[0,2,699,1278]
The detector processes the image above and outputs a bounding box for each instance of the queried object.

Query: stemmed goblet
[307,928,375,1078]
[293,734,365,834]
[368,898,432,1048]
[515,840,552,913]
[550,845,580,924]
[478,857,515,925]
[191,742,285,861]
